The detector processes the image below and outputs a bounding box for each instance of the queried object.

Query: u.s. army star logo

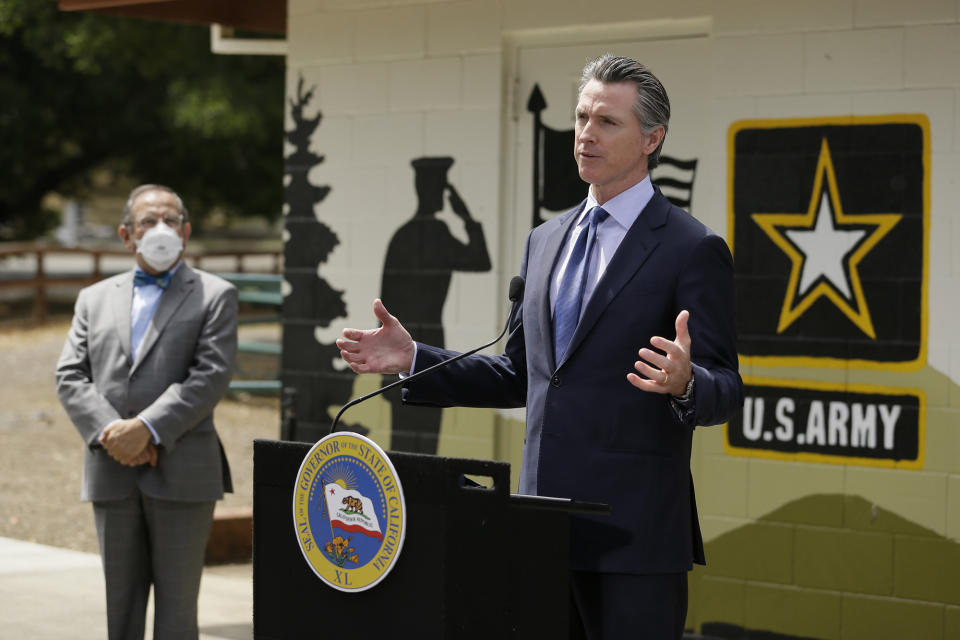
[728,115,929,370]
[751,138,901,339]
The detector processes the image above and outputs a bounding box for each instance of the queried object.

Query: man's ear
[118,224,135,251]
[642,125,666,157]
[182,221,192,245]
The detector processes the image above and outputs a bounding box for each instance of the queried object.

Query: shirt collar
[584,175,655,230]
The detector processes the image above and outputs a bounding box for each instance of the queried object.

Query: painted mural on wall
[282,75,367,442]
[726,115,930,467]
[379,157,491,453]
[526,83,698,228]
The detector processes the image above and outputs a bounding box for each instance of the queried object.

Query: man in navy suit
[339,54,742,639]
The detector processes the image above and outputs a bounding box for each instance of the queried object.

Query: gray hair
[121,184,189,228]
[579,54,670,169]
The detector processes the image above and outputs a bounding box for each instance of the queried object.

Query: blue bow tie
[133,270,173,290]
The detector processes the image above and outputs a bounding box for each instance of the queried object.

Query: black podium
[253,439,606,639]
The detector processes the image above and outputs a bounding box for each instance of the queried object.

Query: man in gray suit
[56,184,238,640]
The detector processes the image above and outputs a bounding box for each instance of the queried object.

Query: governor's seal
[292,432,407,592]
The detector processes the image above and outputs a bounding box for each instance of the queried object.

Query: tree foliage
[0,0,284,239]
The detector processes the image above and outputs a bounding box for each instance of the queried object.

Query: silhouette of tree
[281,73,363,441]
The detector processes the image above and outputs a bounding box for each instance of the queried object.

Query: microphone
[329,275,525,435]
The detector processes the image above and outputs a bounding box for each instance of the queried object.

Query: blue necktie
[553,206,608,361]
[133,270,172,290]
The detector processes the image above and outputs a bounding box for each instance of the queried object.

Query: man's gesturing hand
[627,310,693,396]
[337,299,416,374]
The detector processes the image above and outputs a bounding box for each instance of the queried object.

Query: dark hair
[121,184,189,228]
[579,54,671,169]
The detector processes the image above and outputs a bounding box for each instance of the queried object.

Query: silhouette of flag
[651,156,698,209]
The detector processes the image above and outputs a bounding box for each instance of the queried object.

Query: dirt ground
[0,319,281,554]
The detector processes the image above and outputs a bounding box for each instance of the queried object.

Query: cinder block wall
[284,1,960,637]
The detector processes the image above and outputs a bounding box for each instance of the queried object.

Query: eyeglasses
[134,213,183,231]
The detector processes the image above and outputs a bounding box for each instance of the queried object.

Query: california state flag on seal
[323,483,384,540]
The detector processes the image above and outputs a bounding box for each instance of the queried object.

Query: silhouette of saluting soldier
[379,157,491,453]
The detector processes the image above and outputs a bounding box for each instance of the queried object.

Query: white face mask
[136,222,183,272]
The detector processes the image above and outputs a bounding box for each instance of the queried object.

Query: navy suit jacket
[405,189,743,574]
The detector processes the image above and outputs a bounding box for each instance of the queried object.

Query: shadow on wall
[690,494,958,639]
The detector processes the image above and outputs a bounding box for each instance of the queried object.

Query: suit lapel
[112,272,135,366]
[557,191,671,368]
[131,265,196,373]
[535,203,585,370]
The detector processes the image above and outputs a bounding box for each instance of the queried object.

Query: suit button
[551,375,561,388]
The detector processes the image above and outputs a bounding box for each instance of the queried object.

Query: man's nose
[577,119,596,142]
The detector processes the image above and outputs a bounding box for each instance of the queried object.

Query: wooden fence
[0,243,282,323]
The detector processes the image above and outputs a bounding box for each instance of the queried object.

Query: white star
[785,192,865,301]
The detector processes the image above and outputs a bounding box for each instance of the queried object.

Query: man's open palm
[337,299,416,374]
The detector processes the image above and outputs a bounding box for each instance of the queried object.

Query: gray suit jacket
[56,264,238,503]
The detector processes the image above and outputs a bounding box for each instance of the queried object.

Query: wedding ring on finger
[662,371,670,385]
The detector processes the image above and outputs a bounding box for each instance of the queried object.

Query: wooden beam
[58,0,286,34]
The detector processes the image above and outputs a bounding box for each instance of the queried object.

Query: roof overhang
[58,0,287,35]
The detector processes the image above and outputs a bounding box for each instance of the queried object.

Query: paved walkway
[0,537,252,639]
